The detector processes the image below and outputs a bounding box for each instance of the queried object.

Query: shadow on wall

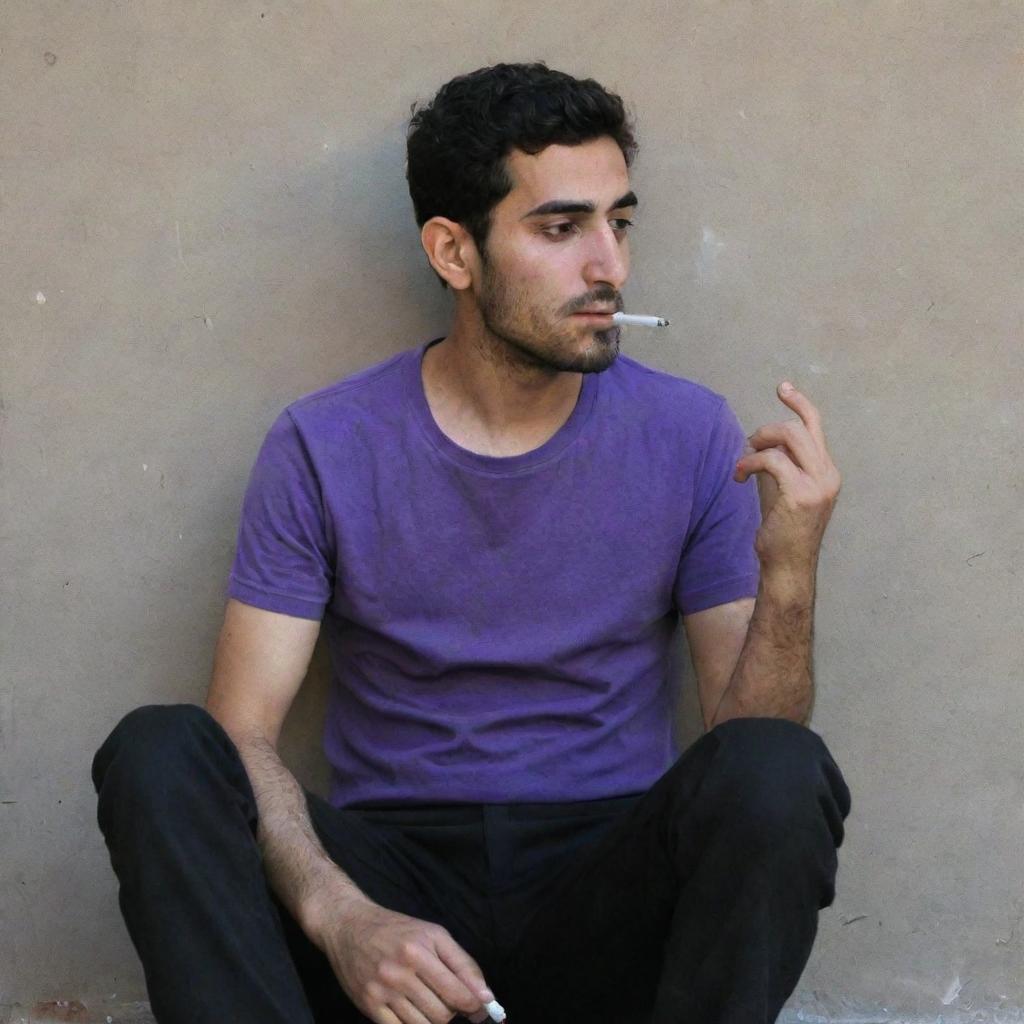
[112,128,448,787]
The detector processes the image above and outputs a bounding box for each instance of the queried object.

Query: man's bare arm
[705,568,816,728]
[205,598,494,1023]
[204,598,372,937]
[706,381,840,729]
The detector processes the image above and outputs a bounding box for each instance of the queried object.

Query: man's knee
[91,703,227,811]
[702,717,851,847]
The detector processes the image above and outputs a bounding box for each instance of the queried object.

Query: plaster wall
[2,2,1021,1020]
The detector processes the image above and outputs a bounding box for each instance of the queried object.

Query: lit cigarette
[484,999,506,1022]
[611,312,670,327]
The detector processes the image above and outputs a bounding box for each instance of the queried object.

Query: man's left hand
[734,382,842,575]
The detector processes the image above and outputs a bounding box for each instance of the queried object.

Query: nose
[581,221,629,292]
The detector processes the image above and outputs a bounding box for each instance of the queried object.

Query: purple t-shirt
[228,337,760,807]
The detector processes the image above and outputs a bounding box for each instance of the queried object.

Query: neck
[422,309,583,449]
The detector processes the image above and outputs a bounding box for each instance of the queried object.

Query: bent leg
[92,704,318,1024]
[506,717,851,1024]
[92,704,468,1024]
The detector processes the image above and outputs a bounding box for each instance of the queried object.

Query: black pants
[91,704,850,1024]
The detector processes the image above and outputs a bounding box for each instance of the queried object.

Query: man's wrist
[299,875,376,945]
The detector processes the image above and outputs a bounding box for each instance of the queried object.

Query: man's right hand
[313,896,496,1024]
[205,601,496,1022]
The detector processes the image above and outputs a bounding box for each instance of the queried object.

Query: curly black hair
[406,62,640,289]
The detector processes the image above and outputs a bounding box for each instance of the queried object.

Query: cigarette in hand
[484,998,506,1022]
[611,312,671,327]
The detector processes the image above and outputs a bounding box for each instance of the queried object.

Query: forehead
[500,137,630,214]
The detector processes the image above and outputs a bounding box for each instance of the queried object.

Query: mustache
[569,294,623,314]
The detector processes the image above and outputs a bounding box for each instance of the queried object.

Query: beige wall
[2,2,1021,1020]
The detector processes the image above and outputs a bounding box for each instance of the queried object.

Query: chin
[491,320,620,374]
[583,325,621,361]
[557,328,620,373]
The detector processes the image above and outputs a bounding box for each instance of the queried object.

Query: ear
[421,217,476,290]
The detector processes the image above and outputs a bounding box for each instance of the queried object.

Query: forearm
[233,734,374,943]
[708,566,817,729]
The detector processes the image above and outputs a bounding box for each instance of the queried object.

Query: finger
[734,446,801,488]
[746,420,821,474]
[399,947,479,1022]
[433,933,494,1012]
[776,382,827,449]
[414,961,489,1022]
[736,443,793,480]
[404,973,462,1023]
[374,1006,405,1024]
[387,995,433,1024]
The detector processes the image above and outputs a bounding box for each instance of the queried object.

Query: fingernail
[780,381,794,394]
[480,989,494,1001]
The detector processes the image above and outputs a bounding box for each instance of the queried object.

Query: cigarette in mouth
[484,999,506,1022]
[611,312,671,327]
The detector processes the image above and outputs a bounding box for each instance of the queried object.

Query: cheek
[506,244,551,281]
[492,238,576,315]
[524,243,578,291]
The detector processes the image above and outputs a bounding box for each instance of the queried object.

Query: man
[93,62,850,1024]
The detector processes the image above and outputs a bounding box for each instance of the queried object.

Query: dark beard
[489,322,621,374]
[477,264,621,375]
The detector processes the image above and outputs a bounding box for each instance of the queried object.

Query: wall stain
[32,1000,88,1021]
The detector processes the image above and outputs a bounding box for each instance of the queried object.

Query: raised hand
[733,381,841,576]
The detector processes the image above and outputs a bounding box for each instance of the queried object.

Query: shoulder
[269,344,417,448]
[287,346,410,417]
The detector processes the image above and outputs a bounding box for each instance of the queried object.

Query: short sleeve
[673,397,761,615]
[227,410,334,620]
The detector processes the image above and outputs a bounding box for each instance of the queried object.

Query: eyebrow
[520,190,639,219]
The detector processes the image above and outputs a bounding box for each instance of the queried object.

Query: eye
[541,219,635,240]
[541,222,579,239]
